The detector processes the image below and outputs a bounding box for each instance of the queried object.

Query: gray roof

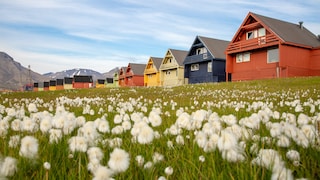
[150,57,163,70]
[198,36,230,59]
[169,49,188,66]
[251,12,320,48]
[128,63,146,75]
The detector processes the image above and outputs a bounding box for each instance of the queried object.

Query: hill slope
[0,52,49,90]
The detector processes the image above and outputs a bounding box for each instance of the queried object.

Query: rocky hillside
[0,52,49,91]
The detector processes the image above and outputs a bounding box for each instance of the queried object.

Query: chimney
[299,21,304,29]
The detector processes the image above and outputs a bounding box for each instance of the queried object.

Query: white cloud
[0,0,319,74]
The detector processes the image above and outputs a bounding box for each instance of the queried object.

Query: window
[246,28,266,40]
[267,48,279,63]
[207,62,212,72]
[191,64,199,71]
[203,53,208,59]
[236,52,250,63]
[196,47,207,55]
[166,71,170,75]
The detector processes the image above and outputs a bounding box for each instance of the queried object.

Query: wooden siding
[64,84,73,89]
[161,68,185,86]
[310,48,320,76]
[144,72,160,86]
[227,48,279,81]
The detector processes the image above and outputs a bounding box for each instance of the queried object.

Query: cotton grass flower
[149,110,162,127]
[68,136,88,153]
[49,129,62,144]
[0,156,18,177]
[199,155,205,162]
[107,148,130,173]
[135,155,145,167]
[10,119,22,131]
[87,147,104,162]
[92,166,114,180]
[251,149,283,170]
[152,152,164,164]
[27,103,38,113]
[8,135,20,148]
[217,130,237,151]
[286,150,300,166]
[137,124,154,144]
[43,162,51,170]
[19,136,39,159]
[164,166,173,176]
[143,161,153,169]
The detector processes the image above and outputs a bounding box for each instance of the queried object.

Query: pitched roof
[150,57,163,69]
[169,49,188,66]
[128,63,146,75]
[198,36,230,59]
[251,12,320,48]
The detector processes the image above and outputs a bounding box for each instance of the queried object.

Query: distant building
[126,63,146,87]
[96,79,105,88]
[64,77,73,89]
[56,79,64,90]
[159,49,188,86]
[73,75,93,89]
[144,57,163,87]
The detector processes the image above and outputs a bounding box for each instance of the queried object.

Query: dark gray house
[184,36,229,83]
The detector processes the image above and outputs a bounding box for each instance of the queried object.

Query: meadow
[0,77,320,180]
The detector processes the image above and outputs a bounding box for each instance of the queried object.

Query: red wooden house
[125,63,146,87]
[119,67,127,87]
[73,75,93,89]
[226,12,320,81]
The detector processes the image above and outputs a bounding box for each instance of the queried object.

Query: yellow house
[96,79,105,88]
[49,80,56,91]
[144,57,163,87]
[159,49,188,87]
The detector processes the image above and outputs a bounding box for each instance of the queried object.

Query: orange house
[126,63,146,87]
[119,67,127,87]
[226,12,320,81]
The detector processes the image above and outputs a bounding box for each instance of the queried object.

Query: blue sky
[0,0,319,74]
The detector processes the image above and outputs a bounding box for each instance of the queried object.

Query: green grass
[0,76,320,179]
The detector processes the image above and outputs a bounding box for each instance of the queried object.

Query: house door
[228,73,232,82]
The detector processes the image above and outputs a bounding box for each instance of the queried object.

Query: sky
[0,0,319,74]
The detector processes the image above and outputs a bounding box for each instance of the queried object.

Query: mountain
[43,68,106,82]
[103,67,119,78]
[0,52,50,91]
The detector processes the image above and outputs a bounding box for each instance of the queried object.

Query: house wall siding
[310,48,320,76]
[161,68,184,86]
[127,75,144,86]
[145,72,160,86]
[229,48,278,81]
[280,45,312,77]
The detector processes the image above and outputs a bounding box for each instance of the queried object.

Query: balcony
[184,53,213,64]
[227,34,279,54]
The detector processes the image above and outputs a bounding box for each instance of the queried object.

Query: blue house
[184,36,229,83]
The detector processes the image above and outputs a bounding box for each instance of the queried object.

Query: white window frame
[196,47,207,55]
[191,64,199,71]
[207,62,212,72]
[236,52,250,63]
[267,48,279,63]
[246,28,266,40]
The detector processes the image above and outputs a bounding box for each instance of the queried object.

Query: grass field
[0,77,320,179]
